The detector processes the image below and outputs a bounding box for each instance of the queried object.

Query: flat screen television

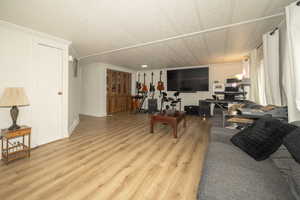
[167,67,209,92]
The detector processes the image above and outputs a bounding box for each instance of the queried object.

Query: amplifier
[148,99,158,114]
[184,105,200,115]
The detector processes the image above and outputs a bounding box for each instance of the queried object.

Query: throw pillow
[231,117,297,161]
[283,128,300,164]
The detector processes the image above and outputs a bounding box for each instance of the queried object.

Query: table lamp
[0,88,30,130]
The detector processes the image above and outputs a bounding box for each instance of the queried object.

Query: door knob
[58,92,63,95]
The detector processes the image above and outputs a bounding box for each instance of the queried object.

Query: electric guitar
[149,72,155,95]
[136,73,141,93]
[132,95,141,112]
[157,70,165,92]
[142,73,148,93]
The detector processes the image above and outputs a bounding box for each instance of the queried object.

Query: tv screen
[167,67,209,92]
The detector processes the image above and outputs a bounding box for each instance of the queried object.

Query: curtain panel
[263,30,282,106]
[250,49,260,103]
[286,2,300,111]
[250,48,266,105]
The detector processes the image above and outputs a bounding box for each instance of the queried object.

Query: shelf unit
[1,126,31,164]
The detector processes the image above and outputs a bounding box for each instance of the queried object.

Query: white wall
[0,21,70,153]
[68,47,81,134]
[211,62,244,85]
[80,62,136,117]
[138,62,243,109]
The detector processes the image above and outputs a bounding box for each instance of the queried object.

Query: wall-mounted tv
[167,67,209,92]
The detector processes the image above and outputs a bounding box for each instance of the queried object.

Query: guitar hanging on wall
[149,72,155,98]
[157,70,165,93]
[142,73,148,93]
[136,73,141,94]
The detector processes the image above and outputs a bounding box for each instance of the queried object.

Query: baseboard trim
[69,118,80,136]
[79,112,107,118]
[97,113,107,117]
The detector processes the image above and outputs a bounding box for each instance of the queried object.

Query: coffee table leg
[173,123,178,139]
[150,119,154,133]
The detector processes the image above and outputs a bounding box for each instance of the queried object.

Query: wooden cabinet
[107,69,132,114]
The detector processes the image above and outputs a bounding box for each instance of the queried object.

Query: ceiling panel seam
[160,9,201,64]
[224,0,237,61]
[155,2,199,65]
[243,0,277,50]
[192,0,212,59]
[160,44,182,67]
[79,12,284,60]
[164,43,188,66]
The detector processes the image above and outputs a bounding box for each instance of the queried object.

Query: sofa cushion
[198,142,295,200]
[231,117,296,161]
[210,127,238,144]
[287,161,300,200]
[284,128,300,164]
[271,145,294,179]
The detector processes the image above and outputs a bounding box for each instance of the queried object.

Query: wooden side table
[1,126,31,164]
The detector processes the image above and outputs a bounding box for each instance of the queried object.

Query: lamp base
[8,106,20,130]
[8,124,21,131]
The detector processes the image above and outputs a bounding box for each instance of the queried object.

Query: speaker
[148,99,158,114]
[184,105,200,115]
[199,100,210,117]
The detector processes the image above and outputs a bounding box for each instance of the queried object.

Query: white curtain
[250,49,260,103]
[263,30,282,106]
[286,2,300,111]
[250,48,266,105]
[257,60,267,105]
[242,58,250,100]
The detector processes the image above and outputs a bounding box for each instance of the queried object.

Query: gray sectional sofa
[198,127,300,200]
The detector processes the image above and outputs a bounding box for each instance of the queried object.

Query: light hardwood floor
[0,113,210,200]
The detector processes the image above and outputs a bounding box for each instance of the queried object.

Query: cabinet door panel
[106,70,132,113]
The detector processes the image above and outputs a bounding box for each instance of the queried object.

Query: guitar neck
[159,71,162,82]
[151,73,154,84]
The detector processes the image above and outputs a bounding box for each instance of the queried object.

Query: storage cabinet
[107,69,132,114]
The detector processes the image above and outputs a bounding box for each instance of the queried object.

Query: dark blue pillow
[231,117,297,161]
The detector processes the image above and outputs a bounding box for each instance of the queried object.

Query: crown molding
[0,20,72,46]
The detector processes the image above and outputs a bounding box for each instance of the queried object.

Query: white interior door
[33,43,63,146]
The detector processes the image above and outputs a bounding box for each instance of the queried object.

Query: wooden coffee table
[150,111,186,138]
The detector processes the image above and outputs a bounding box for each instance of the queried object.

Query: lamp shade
[0,88,30,107]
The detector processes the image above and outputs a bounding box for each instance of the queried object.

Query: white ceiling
[0,0,294,69]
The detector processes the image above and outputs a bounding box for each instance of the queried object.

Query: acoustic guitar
[142,73,148,93]
[157,70,165,92]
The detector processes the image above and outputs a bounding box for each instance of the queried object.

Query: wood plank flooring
[0,113,210,200]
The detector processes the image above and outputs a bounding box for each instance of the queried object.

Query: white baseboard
[97,113,107,117]
[79,112,107,118]
[69,118,80,136]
